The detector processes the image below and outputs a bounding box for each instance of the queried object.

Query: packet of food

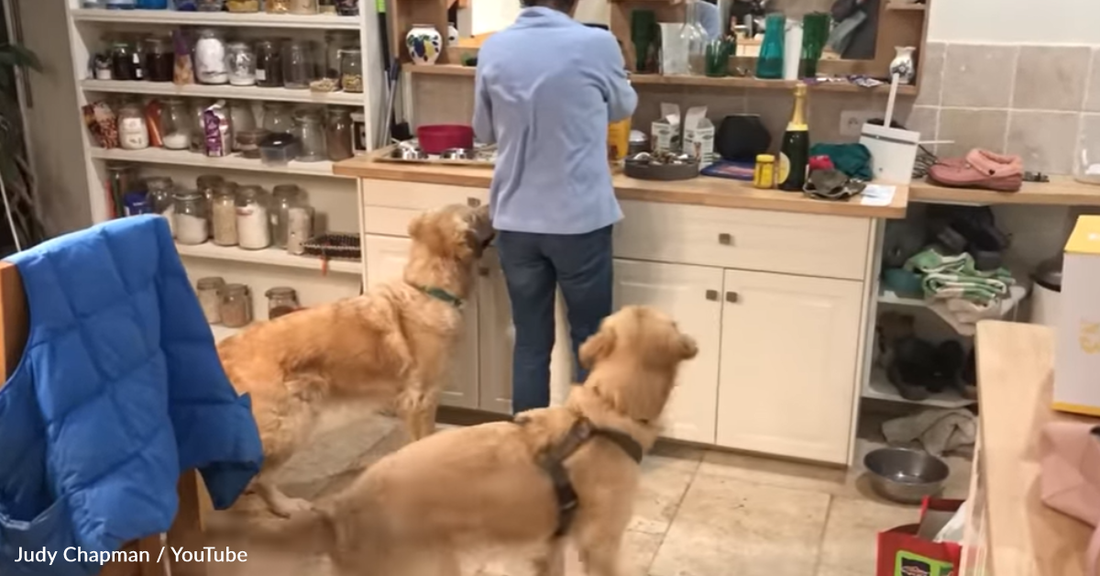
[203,100,231,158]
[83,101,119,149]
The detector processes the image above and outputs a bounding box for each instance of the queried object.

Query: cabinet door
[717,269,862,464]
[613,259,723,443]
[363,234,480,409]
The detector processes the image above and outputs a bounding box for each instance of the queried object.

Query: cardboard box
[876,498,963,576]
[1055,215,1100,416]
[650,103,714,164]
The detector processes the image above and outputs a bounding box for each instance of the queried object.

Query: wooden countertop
[975,321,1094,576]
[910,176,1100,207]
[333,154,910,219]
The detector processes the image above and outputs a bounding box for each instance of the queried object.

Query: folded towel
[904,248,1014,305]
[882,408,977,457]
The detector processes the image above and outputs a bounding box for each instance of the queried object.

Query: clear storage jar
[228,100,256,152]
[270,184,304,248]
[283,40,316,90]
[226,0,260,11]
[160,97,191,150]
[211,182,239,246]
[196,173,225,202]
[266,0,292,13]
[194,28,229,85]
[262,102,294,134]
[319,0,337,13]
[173,191,209,245]
[145,176,175,212]
[294,109,327,162]
[340,48,363,93]
[118,103,150,150]
[237,128,268,159]
[220,284,253,328]
[291,0,318,14]
[265,286,301,319]
[143,36,174,82]
[236,185,271,250]
[326,107,354,161]
[109,38,138,81]
[323,31,357,84]
[197,0,226,10]
[256,39,285,87]
[286,204,314,255]
[196,277,226,324]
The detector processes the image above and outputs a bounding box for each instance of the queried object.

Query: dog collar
[416,285,463,308]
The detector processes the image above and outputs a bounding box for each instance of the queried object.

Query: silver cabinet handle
[467,197,481,207]
[718,233,732,245]
[705,289,718,301]
[725,291,739,303]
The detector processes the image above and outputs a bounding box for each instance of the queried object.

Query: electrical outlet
[840,110,878,138]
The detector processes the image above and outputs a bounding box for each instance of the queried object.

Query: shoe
[927,149,1024,192]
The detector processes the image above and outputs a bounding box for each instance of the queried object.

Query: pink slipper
[928,149,1024,192]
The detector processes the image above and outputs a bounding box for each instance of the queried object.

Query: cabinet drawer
[361,180,489,236]
[613,200,871,280]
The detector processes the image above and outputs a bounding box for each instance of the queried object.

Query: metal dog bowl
[440,147,477,160]
[863,447,949,504]
[390,145,428,160]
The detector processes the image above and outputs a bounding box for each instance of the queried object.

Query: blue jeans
[496,226,613,414]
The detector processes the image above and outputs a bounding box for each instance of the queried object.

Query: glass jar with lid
[326,107,354,161]
[196,277,226,324]
[266,0,292,13]
[143,36,174,82]
[294,109,327,162]
[145,176,174,207]
[237,128,268,159]
[235,185,271,250]
[194,28,229,85]
[335,0,358,15]
[339,48,363,93]
[160,97,191,150]
[282,40,316,90]
[262,102,294,134]
[323,31,358,85]
[319,0,337,13]
[226,0,260,11]
[108,37,137,81]
[190,98,215,152]
[255,39,285,87]
[118,102,150,150]
[226,41,257,86]
[265,287,301,319]
[290,0,318,14]
[227,100,256,152]
[173,191,209,245]
[197,0,226,10]
[220,284,253,328]
[211,181,239,246]
[196,174,225,202]
[270,184,304,248]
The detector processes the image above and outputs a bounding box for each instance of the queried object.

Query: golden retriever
[216,305,698,576]
[217,204,494,518]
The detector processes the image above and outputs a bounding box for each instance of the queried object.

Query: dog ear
[579,326,616,369]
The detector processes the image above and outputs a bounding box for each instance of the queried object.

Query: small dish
[440,148,477,160]
[391,145,428,160]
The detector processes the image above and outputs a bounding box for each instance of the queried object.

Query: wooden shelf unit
[70,8,361,29]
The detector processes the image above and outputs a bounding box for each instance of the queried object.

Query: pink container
[417,124,475,154]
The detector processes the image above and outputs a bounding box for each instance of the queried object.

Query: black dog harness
[514,415,644,538]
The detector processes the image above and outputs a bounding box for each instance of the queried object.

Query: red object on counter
[809,155,835,172]
[417,125,475,154]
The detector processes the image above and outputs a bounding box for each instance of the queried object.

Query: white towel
[881,408,977,456]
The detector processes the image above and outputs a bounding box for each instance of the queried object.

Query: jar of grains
[211,181,239,246]
[194,28,229,84]
[143,36,174,82]
[160,97,191,150]
[173,191,209,245]
[196,174,225,202]
[290,0,318,14]
[236,185,271,250]
[266,0,291,13]
[339,48,363,93]
[265,286,301,319]
[326,107,354,161]
[255,39,285,87]
[220,283,253,328]
[226,41,257,86]
[270,184,302,248]
[226,0,260,11]
[118,103,150,150]
[196,277,226,324]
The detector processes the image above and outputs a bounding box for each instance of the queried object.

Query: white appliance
[859,123,920,184]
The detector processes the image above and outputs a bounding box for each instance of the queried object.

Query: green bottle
[778,83,810,192]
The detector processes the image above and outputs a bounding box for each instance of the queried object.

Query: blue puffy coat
[0,216,263,576]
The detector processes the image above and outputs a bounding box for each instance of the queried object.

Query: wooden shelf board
[910,176,1100,207]
[81,79,364,106]
[70,8,360,29]
[878,285,1027,337]
[175,242,362,275]
[90,147,354,179]
[406,65,918,94]
[863,367,976,409]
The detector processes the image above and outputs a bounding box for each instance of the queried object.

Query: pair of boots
[886,338,966,401]
[927,205,1012,272]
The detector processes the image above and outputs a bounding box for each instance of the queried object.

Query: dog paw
[271,497,313,518]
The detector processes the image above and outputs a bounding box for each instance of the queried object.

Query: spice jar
[173,191,209,245]
[196,277,226,324]
[326,107,354,161]
[109,38,138,81]
[143,36,174,82]
[160,97,191,150]
[255,39,285,87]
[226,0,260,11]
[339,48,363,93]
[118,103,150,150]
[194,28,229,85]
[290,0,317,14]
[211,181,239,246]
[220,284,253,328]
[283,40,316,90]
[196,174,225,202]
[753,154,776,189]
[236,128,268,159]
[236,185,271,250]
[190,98,215,152]
[262,102,294,134]
[265,287,301,319]
[294,109,327,162]
[228,100,256,151]
[226,42,257,86]
[270,184,302,248]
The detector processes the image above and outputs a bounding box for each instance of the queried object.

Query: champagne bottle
[778,83,810,192]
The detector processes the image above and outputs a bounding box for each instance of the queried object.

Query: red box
[876,498,964,576]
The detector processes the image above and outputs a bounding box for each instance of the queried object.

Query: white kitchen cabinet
[612,259,724,443]
[716,269,863,464]
[477,248,513,414]
[363,234,480,409]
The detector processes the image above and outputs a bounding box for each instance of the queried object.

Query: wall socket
[839,110,879,138]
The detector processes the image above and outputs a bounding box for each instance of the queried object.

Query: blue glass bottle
[136,0,170,8]
[755,13,785,80]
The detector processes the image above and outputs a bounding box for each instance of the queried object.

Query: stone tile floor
[209,408,972,576]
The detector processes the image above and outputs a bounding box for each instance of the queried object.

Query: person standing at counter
[472,0,637,414]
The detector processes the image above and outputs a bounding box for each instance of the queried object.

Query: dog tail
[205,507,337,556]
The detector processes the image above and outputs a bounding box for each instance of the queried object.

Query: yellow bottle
[608,118,632,162]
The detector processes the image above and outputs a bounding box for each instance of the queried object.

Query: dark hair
[520,0,575,10]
